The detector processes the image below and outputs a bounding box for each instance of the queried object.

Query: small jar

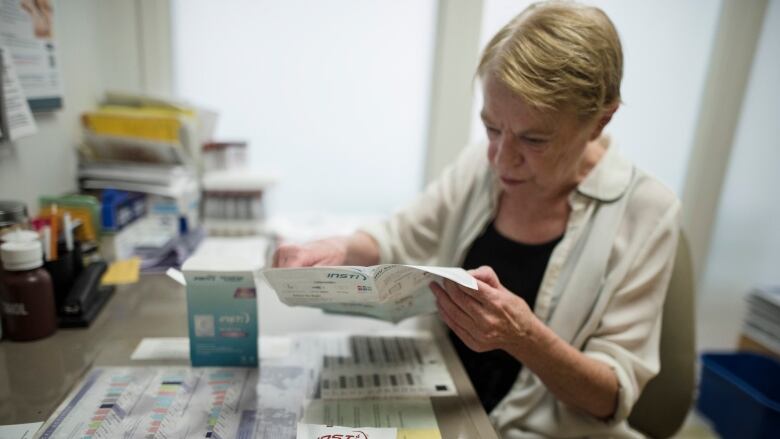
[0,230,40,244]
[0,241,58,341]
[0,201,30,240]
[0,229,40,340]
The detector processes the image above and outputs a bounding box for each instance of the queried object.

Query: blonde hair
[478,1,623,119]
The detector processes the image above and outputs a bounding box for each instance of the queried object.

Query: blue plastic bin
[697,352,780,439]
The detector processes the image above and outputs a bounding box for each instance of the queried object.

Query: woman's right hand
[271,237,349,268]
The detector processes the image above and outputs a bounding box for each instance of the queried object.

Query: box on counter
[181,237,269,367]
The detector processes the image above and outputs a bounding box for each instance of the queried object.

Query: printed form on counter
[300,398,441,439]
[34,332,453,439]
[262,265,477,323]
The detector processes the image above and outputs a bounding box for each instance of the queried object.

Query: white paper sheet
[302,398,440,432]
[130,337,189,360]
[0,46,37,140]
[0,422,42,439]
[263,265,476,323]
[130,336,293,360]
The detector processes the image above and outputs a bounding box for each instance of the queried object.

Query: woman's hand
[271,232,381,268]
[434,265,620,419]
[431,265,536,353]
[272,238,349,268]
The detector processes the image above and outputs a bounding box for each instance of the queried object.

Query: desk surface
[0,275,498,438]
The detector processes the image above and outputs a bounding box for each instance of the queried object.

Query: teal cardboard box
[182,245,262,367]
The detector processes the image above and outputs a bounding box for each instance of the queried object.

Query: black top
[449,220,562,413]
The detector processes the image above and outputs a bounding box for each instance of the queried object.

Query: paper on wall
[0,0,63,110]
[0,46,37,141]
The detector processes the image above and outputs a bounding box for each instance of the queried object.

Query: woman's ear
[589,102,619,141]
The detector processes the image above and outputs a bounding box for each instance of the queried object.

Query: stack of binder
[77,92,216,267]
[742,286,780,355]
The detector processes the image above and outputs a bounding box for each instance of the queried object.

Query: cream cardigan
[361,140,680,438]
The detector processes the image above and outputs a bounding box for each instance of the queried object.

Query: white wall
[697,0,780,350]
[0,0,145,214]
[171,0,437,216]
[469,0,722,196]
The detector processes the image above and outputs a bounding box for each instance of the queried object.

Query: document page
[301,399,440,439]
[35,367,261,439]
[314,333,456,399]
[35,332,455,439]
[262,265,476,322]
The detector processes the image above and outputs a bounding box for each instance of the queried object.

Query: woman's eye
[522,136,548,148]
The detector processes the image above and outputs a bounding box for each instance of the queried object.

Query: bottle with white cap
[0,241,57,341]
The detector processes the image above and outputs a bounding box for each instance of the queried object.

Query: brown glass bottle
[0,241,57,341]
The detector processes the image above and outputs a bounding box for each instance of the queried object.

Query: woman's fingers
[469,265,502,288]
[473,279,504,310]
[430,281,478,327]
[440,276,502,315]
[441,311,482,352]
[272,244,309,267]
[441,279,487,318]
[441,278,487,308]
[435,290,484,352]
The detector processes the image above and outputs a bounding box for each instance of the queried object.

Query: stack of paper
[743,286,780,354]
[80,91,216,165]
[79,161,197,198]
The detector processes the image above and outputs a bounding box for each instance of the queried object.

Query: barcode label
[318,335,456,399]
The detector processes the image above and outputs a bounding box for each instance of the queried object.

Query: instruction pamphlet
[262,265,477,323]
[35,332,450,439]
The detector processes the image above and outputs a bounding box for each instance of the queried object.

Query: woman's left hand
[431,265,536,353]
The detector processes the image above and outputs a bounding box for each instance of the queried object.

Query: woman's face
[481,75,597,198]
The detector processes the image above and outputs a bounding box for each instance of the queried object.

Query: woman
[273,2,679,437]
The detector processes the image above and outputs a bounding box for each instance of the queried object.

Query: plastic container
[202,141,248,172]
[100,189,146,232]
[0,241,58,341]
[697,352,780,439]
[0,200,30,239]
[201,171,276,236]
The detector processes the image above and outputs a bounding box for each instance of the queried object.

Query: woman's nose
[496,136,522,167]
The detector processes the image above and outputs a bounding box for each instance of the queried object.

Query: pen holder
[44,243,84,311]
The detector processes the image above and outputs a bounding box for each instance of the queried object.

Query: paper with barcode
[313,333,457,399]
[262,265,476,323]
